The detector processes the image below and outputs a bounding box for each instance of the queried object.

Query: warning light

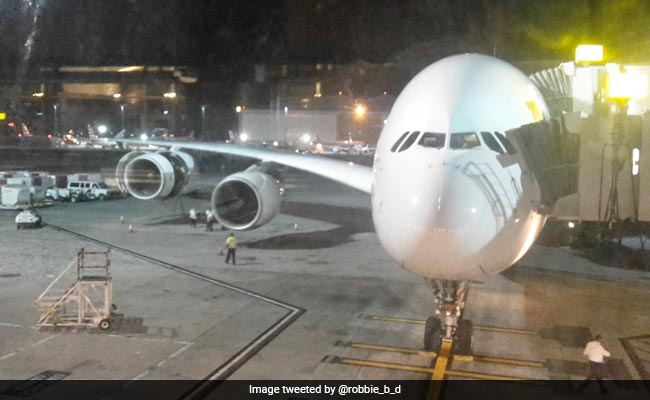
[8,122,15,128]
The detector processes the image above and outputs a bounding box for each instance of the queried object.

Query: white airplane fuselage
[372,54,549,281]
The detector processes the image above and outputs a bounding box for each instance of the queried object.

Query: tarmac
[0,162,649,398]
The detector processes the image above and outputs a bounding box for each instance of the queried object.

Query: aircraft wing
[119,139,374,194]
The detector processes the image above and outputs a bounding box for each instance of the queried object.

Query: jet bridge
[506,112,650,223]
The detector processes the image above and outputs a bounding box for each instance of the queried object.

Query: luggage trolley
[36,248,114,330]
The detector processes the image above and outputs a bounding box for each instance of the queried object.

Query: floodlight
[575,45,603,63]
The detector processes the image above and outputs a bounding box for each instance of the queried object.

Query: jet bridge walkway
[36,248,113,331]
[506,113,650,224]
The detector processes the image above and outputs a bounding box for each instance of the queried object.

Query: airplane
[70,127,126,149]
[114,53,550,353]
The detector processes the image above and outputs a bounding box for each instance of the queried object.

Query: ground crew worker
[225,232,237,265]
[577,335,611,394]
[205,209,215,231]
[189,208,197,228]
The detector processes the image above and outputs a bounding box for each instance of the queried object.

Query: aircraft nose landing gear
[423,280,473,356]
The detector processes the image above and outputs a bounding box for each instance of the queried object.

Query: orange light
[354,104,366,118]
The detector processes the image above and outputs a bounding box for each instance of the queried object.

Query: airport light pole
[284,106,288,144]
[32,90,45,133]
[354,103,366,145]
[120,104,126,131]
[201,105,206,136]
[164,91,177,136]
[53,104,58,135]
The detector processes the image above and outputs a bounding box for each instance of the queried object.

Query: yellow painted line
[453,354,474,362]
[346,342,542,368]
[367,315,424,325]
[339,358,434,374]
[445,369,528,380]
[471,355,545,368]
[365,315,537,336]
[474,326,537,336]
[446,369,547,384]
[350,343,437,358]
[426,340,452,400]
[333,356,544,385]
[431,340,452,380]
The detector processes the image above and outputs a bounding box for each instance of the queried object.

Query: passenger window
[390,131,410,152]
[70,182,79,188]
[92,184,98,189]
[494,132,517,155]
[449,132,481,150]
[480,132,505,154]
[418,132,445,149]
[397,131,420,152]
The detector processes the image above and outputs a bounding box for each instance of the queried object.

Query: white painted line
[0,352,17,361]
[33,335,58,346]
[0,335,59,363]
[130,368,152,381]
[129,341,194,381]
[156,342,193,368]
[0,322,22,328]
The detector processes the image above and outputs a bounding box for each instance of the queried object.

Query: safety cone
[128,224,134,233]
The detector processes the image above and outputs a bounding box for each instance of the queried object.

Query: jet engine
[211,171,282,230]
[116,150,194,200]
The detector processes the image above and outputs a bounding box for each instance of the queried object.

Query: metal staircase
[36,248,113,331]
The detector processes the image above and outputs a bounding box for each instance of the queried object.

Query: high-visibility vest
[226,236,237,249]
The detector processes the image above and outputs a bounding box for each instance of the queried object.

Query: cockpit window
[480,131,505,154]
[417,132,445,149]
[390,131,410,152]
[449,132,481,150]
[494,132,517,154]
[397,131,420,152]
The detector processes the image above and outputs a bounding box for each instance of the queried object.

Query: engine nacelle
[211,171,282,230]
[117,150,194,200]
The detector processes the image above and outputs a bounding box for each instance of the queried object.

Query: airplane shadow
[247,201,374,250]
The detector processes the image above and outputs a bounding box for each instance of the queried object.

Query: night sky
[1,0,650,77]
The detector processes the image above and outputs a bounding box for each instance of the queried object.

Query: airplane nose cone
[431,164,499,257]
[374,161,501,279]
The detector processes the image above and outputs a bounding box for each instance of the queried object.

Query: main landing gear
[423,280,473,356]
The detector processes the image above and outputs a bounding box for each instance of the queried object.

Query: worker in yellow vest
[225,232,237,265]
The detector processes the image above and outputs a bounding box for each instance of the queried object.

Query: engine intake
[212,171,282,230]
[117,150,194,200]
